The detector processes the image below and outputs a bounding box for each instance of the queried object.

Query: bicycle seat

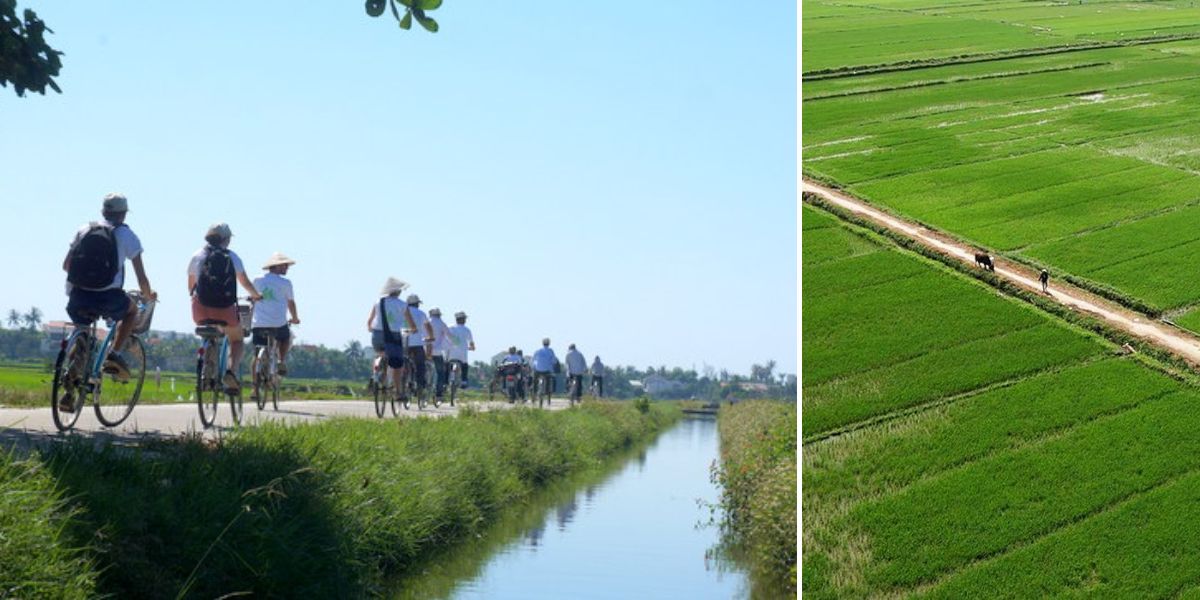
[195,325,224,338]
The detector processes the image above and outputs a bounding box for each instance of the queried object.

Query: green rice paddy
[805,1,1200,321]
[801,204,1200,597]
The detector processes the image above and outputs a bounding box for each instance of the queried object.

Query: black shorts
[67,288,131,325]
[251,326,290,346]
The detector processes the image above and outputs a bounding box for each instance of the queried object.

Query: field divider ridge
[802,179,1200,376]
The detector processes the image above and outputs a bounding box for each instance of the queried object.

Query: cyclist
[62,193,157,397]
[447,311,475,388]
[366,277,409,398]
[428,307,451,401]
[590,355,606,397]
[188,223,262,392]
[403,294,435,396]
[251,252,300,378]
[565,343,587,402]
[531,338,558,400]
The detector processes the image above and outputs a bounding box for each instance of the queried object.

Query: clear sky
[2,1,797,376]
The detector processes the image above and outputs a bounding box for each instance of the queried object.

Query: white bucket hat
[406,294,422,306]
[429,307,442,317]
[102,193,128,213]
[206,222,232,241]
[381,277,409,295]
[262,252,296,270]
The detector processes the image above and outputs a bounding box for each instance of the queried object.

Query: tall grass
[0,451,97,598]
[713,400,797,596]
[34,401,678,598]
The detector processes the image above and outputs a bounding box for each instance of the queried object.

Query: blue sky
[2,1,797,375]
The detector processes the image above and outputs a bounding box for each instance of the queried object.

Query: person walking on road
[565,343,587,402]
[62,193,157,392]
[1039,269,1050,293]
[590,356,605,398]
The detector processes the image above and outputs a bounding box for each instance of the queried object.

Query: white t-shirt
[447,325,474,362]
[370,296,408,334]
[67,221,143,292]
[430,316,451,354]
[251,272,294,328]
[187,246,246,282]
[405,306,430,348]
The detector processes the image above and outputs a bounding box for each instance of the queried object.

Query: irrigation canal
[392,416,768,599]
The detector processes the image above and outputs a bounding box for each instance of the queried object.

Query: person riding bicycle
[531,338,558,399]
[590,355,606,397]
[62,193,157,399]
[188,223,262,392]
[565,343,587,402]
[428,307,451,401]
[366,277,410,398]
[447,311,475,388]
[366,277,414,398]
[251,252,300,379]
[402,294,436,395]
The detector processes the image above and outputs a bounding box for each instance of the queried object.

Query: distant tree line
[0,306,797,399]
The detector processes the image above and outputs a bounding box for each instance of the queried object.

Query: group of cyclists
[59,192,604,418]
[495,340,607,403]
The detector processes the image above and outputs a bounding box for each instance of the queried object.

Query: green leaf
[399,11,412,29]
[416,0,443,9]
[364,0,386,18]
[397,0,413,6]
[416,14,438,32]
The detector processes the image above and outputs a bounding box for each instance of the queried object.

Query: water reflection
[391,417,758,600]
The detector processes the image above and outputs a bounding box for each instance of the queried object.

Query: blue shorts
[67,288,131,325]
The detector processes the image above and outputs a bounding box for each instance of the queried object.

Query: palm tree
[26,306,42,330]
[6,309,19,328]
[343,340,365,362]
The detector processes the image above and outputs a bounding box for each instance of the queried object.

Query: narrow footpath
[803,179,1200,368]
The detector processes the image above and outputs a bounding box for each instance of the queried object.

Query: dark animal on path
[974,252,995,271]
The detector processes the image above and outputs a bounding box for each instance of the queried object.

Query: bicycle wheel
[448,365,459,407]
[198,351,219,428]
[94,336,146,427]
[253,350,267,410]
[229,387,243,425]
[50,341,86,432]
[271,378,279,411]
[373,371,387,418]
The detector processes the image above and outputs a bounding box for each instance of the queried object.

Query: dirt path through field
[803,179,1200,368]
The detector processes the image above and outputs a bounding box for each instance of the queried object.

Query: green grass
[713,400,797,597]
[0,451,97,598]
[23,402,678,598]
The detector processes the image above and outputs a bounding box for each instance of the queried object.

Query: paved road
[804,179,1200,367]
[0,397,569,449]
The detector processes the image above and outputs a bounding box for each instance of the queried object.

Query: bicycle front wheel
[94,336,146,427]
[198,356,219,428]
[51,343,85,432]
[229,388,243,425]
[271,379,279,411]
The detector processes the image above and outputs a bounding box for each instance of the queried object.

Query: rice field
[801,205,1200,597]
[804,2,1200,318]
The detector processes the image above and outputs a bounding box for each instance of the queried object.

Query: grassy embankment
[802,204,1200,597]
[0,401,678,597]
[713,400,797,596]
[0,362,413,408]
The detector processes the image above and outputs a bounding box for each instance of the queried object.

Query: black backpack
[195,246,237,308]
[67,222,122,290]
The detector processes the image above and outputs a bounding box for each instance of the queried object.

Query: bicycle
[250,318,292,412]
[428,359,442,408]
[194,301,250,428]
[533,371,553,409]
[369,354,404,417]
[589,376,600,399]
[567,374,584,406]
[50,292,152,432]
